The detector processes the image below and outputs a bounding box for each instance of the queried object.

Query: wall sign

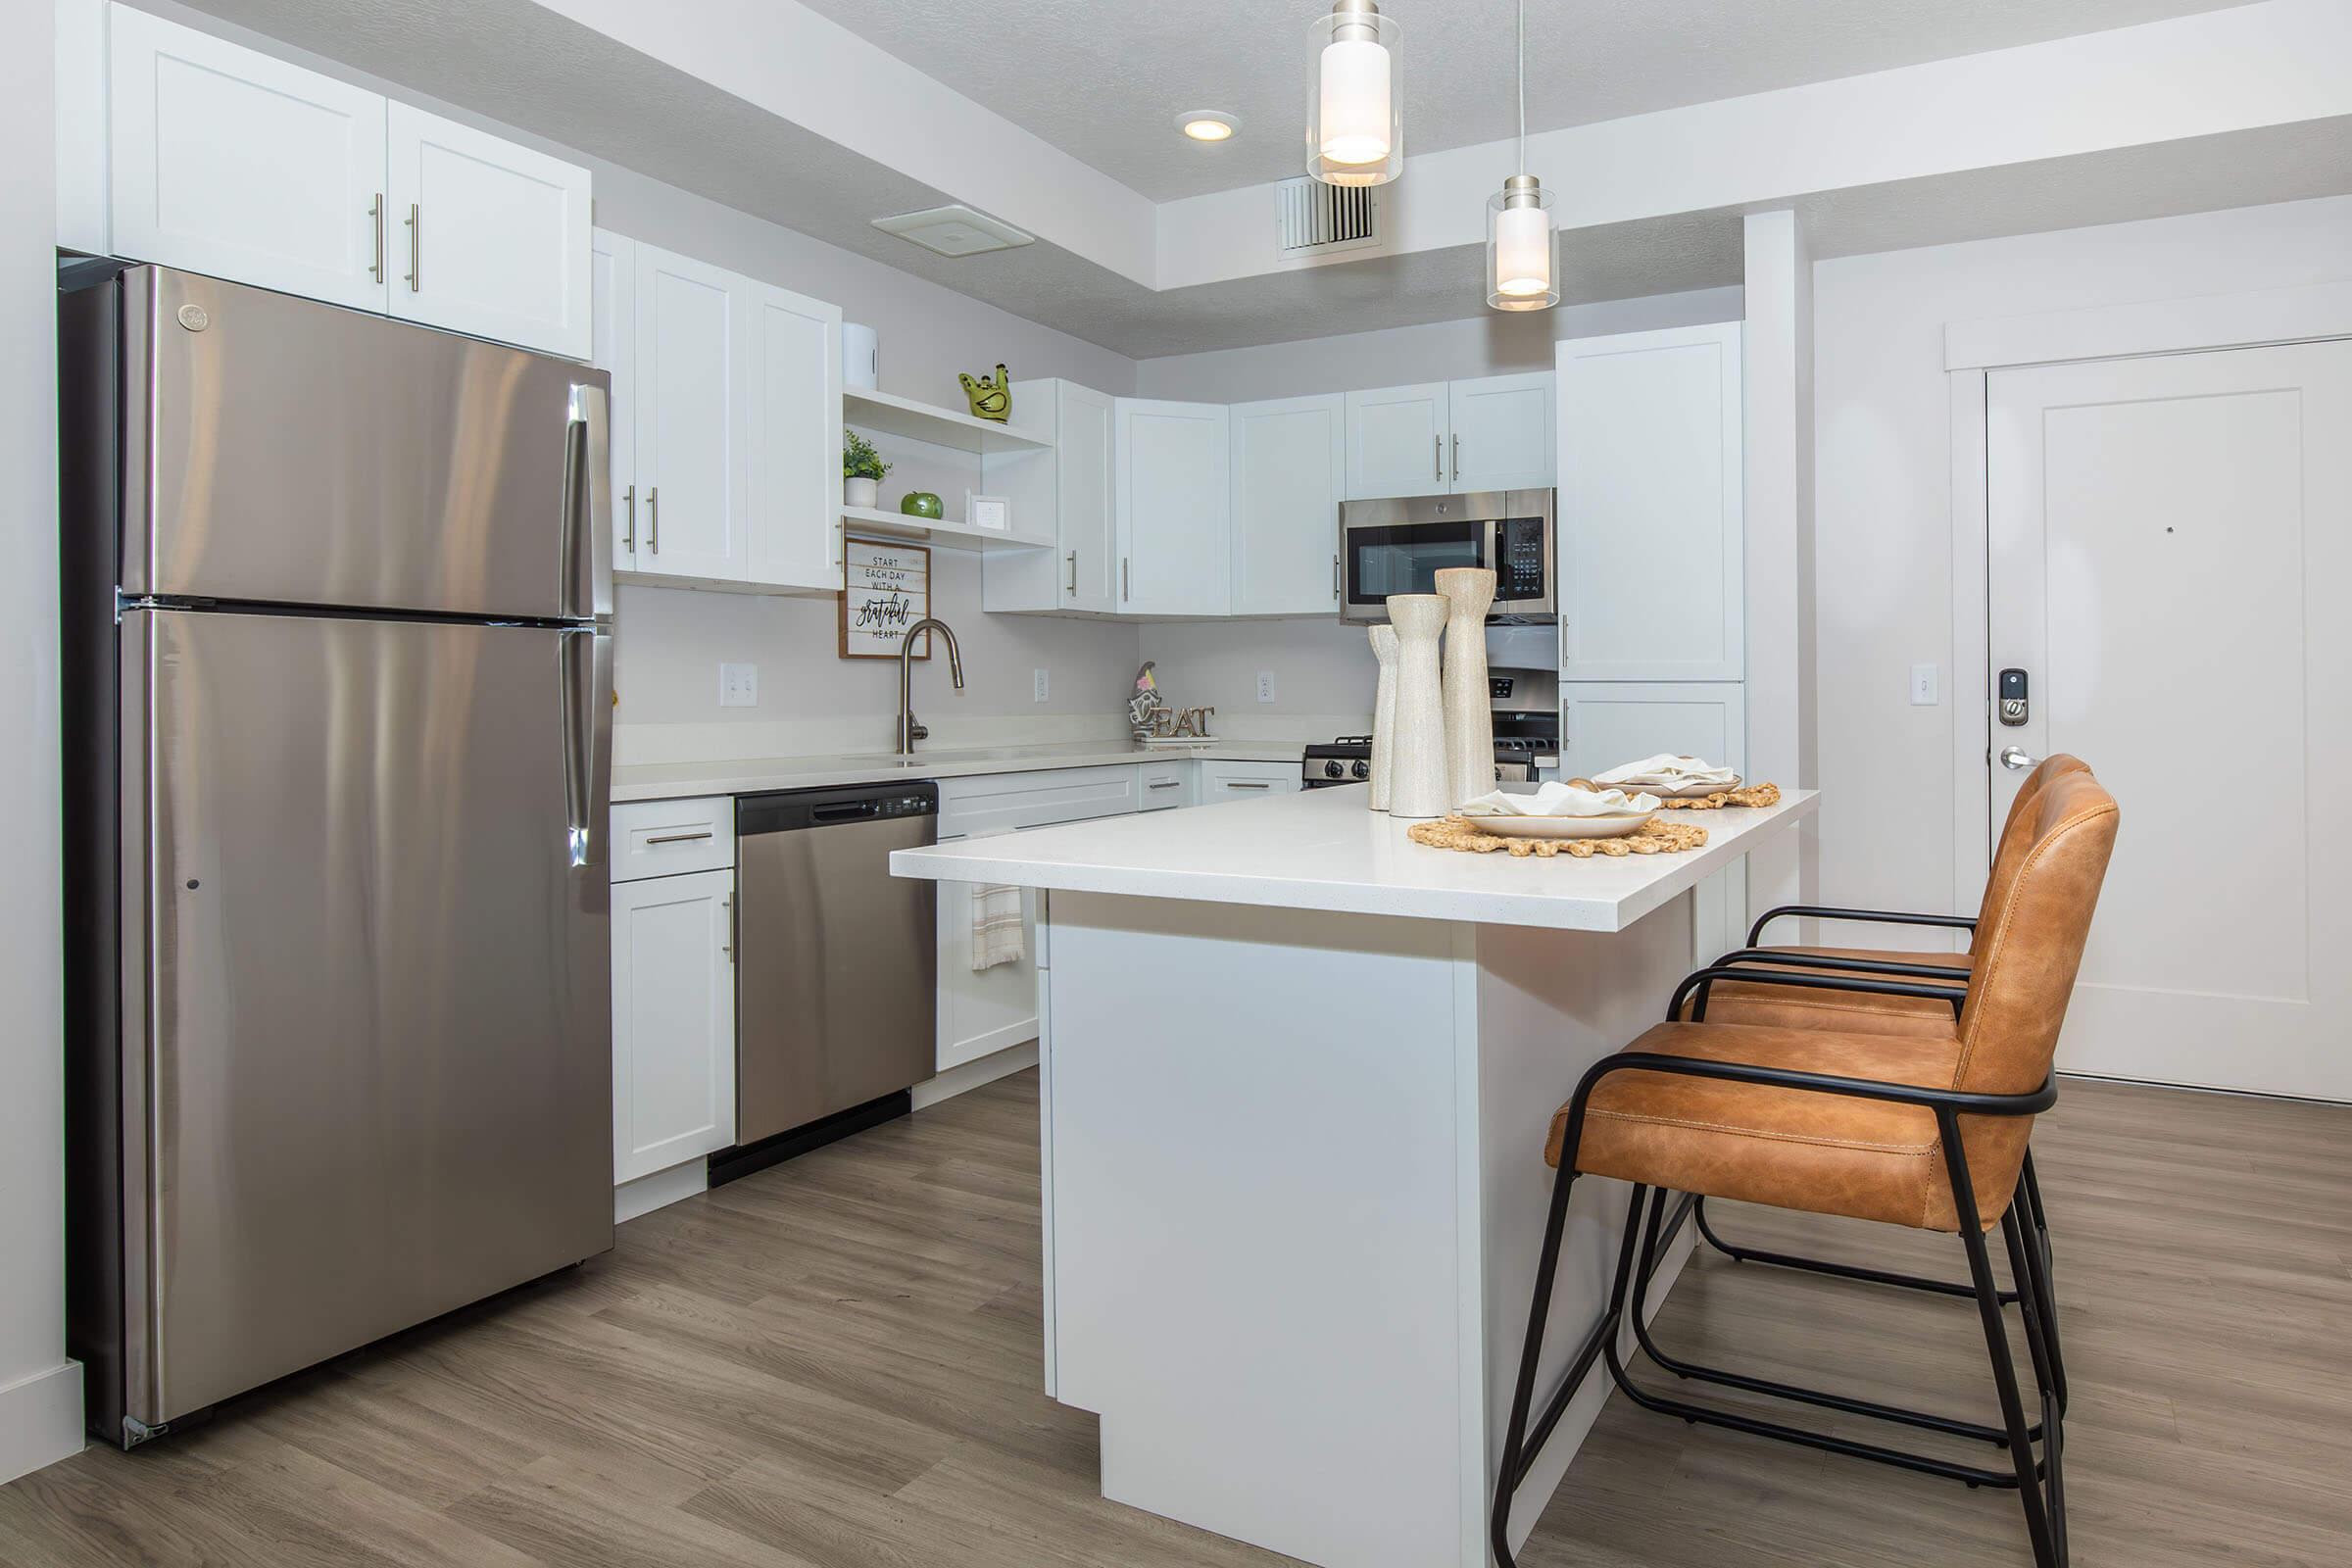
[840,538,932,661]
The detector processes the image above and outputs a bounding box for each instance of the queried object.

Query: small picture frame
[966,493,1011,533]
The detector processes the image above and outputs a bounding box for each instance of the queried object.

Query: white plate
[1574,774,1739,800]
[1466,812,1653,840]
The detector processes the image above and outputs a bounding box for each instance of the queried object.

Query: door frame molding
[1944,279,2352,913]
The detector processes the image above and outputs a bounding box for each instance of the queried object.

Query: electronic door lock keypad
[1998,668,2029,726]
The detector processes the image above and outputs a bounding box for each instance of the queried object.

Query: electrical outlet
[718,662,759,708]
[1255,670,1277,704]
[1910,662,1939,707]
[1032,667,1050,703]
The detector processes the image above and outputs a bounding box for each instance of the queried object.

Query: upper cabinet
[1345,374,1555,499]
[1345,382,1449,500]
[1116,400,1232,617]
[632,243,755,586]
[745,280,845,591]
[982,379,1117,615]
[384,103,592,359]
[1555,322,1743,682]
[590,230,639,571]
[1230,394,1345,616]
[1448,371,1555,493]
[92,6,590,359]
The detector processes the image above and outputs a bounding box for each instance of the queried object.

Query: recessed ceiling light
[869,204,1035,259]
[1177,110,1240,142]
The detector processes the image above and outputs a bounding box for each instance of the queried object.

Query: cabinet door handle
[621,484,637,553]
[1066,550,1078,595]
[403,202,420,292]
[1332,553,1341,599]
[1122,557,1130,602]
[647,486,660,553]
[644,830,713,845]
[368,194,384,282]
[721,894,735,961]
[1452,433,1460,484]
[1434,434,1442,481]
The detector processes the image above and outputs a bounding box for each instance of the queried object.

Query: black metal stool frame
[1490,1034,2068,1568]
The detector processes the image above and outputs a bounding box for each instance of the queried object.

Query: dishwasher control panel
[737,780,939,835]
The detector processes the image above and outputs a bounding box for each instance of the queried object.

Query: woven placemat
[1406,815,1711,858]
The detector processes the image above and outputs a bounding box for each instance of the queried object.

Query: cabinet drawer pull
[647,486,660,553]
[403,202,420,292]
[368,194,384,283]
[1148,779,1182,791]
[1225,781,1272,791]
[643,830,713,846]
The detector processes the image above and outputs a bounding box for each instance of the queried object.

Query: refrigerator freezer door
[121,267,611,620]
[125,608,612,1425]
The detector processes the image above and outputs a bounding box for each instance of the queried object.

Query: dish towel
[971,884,1024,972]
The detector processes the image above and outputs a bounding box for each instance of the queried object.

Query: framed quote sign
[840,538,932,660]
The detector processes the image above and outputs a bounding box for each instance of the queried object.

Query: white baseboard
[614,1158,710,1224]
[0,1360,84,1485]
[911,1039,1039,1110]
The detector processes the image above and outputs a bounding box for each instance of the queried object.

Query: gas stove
[1299,734,1560,790]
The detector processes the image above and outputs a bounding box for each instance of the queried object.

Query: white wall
[1813,193,2352,924]
[4,0,83,1486]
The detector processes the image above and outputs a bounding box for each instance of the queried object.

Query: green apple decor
[900,491,944,519]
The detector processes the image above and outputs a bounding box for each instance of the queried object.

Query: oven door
[1340,511,1488,623]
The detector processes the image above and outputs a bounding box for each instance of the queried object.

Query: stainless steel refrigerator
[60,266,615,1447]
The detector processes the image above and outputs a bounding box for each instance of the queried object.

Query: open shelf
[842,506,1054,553]
[843,386,1053,455]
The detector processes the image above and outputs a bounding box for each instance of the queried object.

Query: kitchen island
[890,784,1817,1568]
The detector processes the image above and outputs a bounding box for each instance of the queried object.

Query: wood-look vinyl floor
[3,1072,2347,1567]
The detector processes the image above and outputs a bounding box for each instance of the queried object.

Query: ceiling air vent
[1276,176,1382,259]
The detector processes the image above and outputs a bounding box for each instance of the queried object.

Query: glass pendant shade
[1306,2,1402,187]
[1487,175,1558,311]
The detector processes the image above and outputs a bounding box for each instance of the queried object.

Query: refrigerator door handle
[560,630,612,868]
[564,383,613,621]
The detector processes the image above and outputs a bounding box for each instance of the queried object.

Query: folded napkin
[1458,781,1660,818]
[1592,754,1740,789]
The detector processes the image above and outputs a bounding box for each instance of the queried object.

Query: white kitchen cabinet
[610,866,738,1185]
[1138,759,1199,809]
[1117,400,1231,617]
[1448,371,1555,492]
[384,102,592,359]
[631,242,755,586]
[1230,394,1346,616]
[590,229,639,570]
[1556,323,1743,681]
[982,379,1118,614]
[97,6,590,357]
[1558,681,1748,965]
[746,279,845,592]
[1199,760,1302,803]
[1345,382,1449,500]
[107,5,389,315]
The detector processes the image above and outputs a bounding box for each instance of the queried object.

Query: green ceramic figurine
[958,364,1010,422]
[899,491,944,519]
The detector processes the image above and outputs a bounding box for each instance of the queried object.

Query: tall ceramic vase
[1383,595,1450,819]
[1435,567,1496,809]
[1367,624,1399,811]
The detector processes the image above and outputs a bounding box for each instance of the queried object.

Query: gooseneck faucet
[896,617,965,756]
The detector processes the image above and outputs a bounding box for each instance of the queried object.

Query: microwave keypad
[1496,516,1546,599]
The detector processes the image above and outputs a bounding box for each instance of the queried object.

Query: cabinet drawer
[1198,760,1301,803]
[612,796,736,880]
[937,765,1141,839]
[1137,760,1198,810]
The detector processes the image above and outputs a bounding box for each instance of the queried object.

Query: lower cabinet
[1139,759,1198,809]
[1199,760,1303,803]
[611,864,737,1186]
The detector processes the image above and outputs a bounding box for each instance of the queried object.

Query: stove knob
[1323,760,1347,779]
[1350,760,1370,780]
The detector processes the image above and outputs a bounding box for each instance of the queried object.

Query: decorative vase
[900,491,944,519]
[1368,624,1399,811]
[1383,595,1450,819]
[958,364,1011,422]
[845,475,879,508]
[1435,566,1497,808]
[842,322,879,390]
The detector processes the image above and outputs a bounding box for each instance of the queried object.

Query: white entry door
[1987,339,2352,1099]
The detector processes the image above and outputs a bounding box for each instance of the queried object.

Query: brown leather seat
[1688,756,2092,1036]
[1552,767,2120,1235]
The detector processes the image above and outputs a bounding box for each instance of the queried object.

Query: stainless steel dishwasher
[717,781,938,1183]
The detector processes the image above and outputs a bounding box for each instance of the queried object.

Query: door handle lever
[1998,746,2040,771]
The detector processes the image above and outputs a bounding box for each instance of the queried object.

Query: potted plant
[843,428,891,508]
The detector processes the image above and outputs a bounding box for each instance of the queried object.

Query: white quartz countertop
[891,783,1817,932]
[611,739,1306,802]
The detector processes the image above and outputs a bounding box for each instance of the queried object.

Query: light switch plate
[1256,670,1277,704]
[718,662,759,708]
[1910,662,1938,706]
[1033,667,1050,703]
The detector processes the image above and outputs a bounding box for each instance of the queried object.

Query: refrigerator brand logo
[175,304,210,332]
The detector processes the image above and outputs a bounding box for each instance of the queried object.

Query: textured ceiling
[790,0,2269,200]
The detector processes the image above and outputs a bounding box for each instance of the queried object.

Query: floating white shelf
[842,506,1054,553]
[843,386,1053,455]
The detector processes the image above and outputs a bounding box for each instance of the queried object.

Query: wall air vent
[1276,176,1383,258]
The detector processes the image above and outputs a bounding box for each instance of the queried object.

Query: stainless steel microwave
[1337,490,1556,624]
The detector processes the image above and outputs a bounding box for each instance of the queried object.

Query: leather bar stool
[1492,768,2119,1568]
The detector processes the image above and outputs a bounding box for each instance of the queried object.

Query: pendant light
[1307,0,1402,187]
[1486,0,1558,311]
